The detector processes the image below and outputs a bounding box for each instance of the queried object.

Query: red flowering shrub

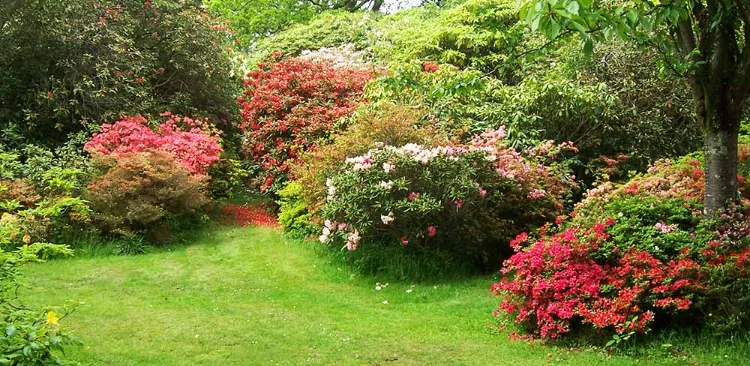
[85,114,223,178]
[493,144,750,339]
[494,223,701,338]
[237,55,373,193]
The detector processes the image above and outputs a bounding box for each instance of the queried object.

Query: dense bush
[237,56,373,194]
[371,0,529,80]
[0,0,239,146]
[319,127,576,270]
[277,182,317,239]
[363,63,514,142]
[85,150,208,240]
[492,146,750,339]
[290,104,450,214]
[247,11,379,65]
[0,144,94,247]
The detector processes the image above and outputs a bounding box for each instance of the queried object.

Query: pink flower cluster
[85,114,223,177]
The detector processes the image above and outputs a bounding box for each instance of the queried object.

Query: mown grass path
[24,226,747,365]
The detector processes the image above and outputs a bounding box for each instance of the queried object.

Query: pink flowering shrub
[319,127,576,269]
[493,144,750,339]
[84,114,223,178]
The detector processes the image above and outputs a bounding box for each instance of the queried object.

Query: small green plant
[115,236,148,256]
[0,243,80,365]
[277,182,316,239]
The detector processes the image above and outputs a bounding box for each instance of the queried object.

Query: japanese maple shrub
[237,55,373,194]
[319,127,576,270]
[85,150,208,240]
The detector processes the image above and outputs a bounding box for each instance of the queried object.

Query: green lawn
[23,225,749,365]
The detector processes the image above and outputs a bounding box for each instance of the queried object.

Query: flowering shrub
[237,56,373,194]
[300,44,373,70]
[319,127,576,269]
[290,104,449,214]
[494,223,701,339]
[85,150,208,239]
[493,147,750,339]
[85,114,223,178]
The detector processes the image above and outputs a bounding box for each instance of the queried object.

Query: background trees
[520,0,750,213]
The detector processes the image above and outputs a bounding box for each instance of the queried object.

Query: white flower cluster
[326,178,337,201]
[299,43,372,70]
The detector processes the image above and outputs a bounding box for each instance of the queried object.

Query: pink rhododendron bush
[318,127,577,269]
[492,146,750,339]
[84,113,223,178]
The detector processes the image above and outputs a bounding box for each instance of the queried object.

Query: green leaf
[577,0,592,8]
[530,15,542,31]
[544,19,562,39]
[569,20,588,32]
[583,37,594,57]
[626,10,638,25]
[565,1,580,15]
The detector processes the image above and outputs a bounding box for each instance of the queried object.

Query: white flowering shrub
[318,127,577,269]
[299,43,373,70]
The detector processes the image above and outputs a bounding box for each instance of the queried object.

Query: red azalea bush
[494,223,701,339]
[237,55,374,194]
[85,113,223,177]
[492,144,750,339]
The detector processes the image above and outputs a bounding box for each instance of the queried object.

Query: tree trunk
[703,114,740,215]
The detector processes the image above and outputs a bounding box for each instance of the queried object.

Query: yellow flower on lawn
[22,234,31,244]
[46,311,59,326]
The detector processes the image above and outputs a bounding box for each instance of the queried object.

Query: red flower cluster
[85,114,223,177]
[237,56,373,193]
[220,204,278,228]
[422,61,439,73]
[493,222,701,338]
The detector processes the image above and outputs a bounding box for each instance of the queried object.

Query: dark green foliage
[0,0,239,146]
